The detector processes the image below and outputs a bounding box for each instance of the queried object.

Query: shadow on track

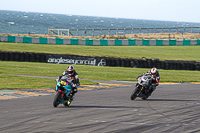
[141,99,200,102]
[57,105,143,109]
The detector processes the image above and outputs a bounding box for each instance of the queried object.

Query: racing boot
[149,85,156,96]
[69,93,74,100]
[70,88,78,100]
[147,85,153,96]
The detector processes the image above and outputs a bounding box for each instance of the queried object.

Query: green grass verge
[0,75,55,90]
[1,42,200,61]
[1,61,200,90]
[0,75,98,90]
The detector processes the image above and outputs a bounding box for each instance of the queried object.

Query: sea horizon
[0,10,200,36]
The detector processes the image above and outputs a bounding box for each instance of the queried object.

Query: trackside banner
[46,55,106,66]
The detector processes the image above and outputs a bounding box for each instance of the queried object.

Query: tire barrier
[0,51,200,71]
[0,51,46,63]
[1,35,200,46]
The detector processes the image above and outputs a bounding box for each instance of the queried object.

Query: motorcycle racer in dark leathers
[57,65,80,98]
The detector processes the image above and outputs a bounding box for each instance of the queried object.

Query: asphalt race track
[0,81,200,133]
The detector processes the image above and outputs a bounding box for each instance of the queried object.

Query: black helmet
[67,65,75,76]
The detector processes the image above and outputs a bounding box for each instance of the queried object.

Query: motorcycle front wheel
[53,91,62,107]
[130,87,139,100]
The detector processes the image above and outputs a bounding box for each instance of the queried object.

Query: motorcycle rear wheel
[142,96,149,100]
[63,99,72,106]
[53,91,62,107]
[130,87,139,100]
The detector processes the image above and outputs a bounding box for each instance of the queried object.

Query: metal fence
[48,27,200,37]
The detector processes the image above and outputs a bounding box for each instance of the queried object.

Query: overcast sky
[1,0,200,23]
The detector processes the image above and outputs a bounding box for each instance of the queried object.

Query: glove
[62,71,66,75]
[72,84,77,88]
[55,76,60,82]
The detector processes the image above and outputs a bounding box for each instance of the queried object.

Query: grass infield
[0,42,200,90]
[1,61,200,90]
[0,42,200,61]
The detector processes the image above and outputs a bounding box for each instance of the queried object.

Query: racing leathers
[145,69,160,95]
[59,70,80,97]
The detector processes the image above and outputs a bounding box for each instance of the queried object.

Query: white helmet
[67,65,75,76]
[151,67,157,74]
